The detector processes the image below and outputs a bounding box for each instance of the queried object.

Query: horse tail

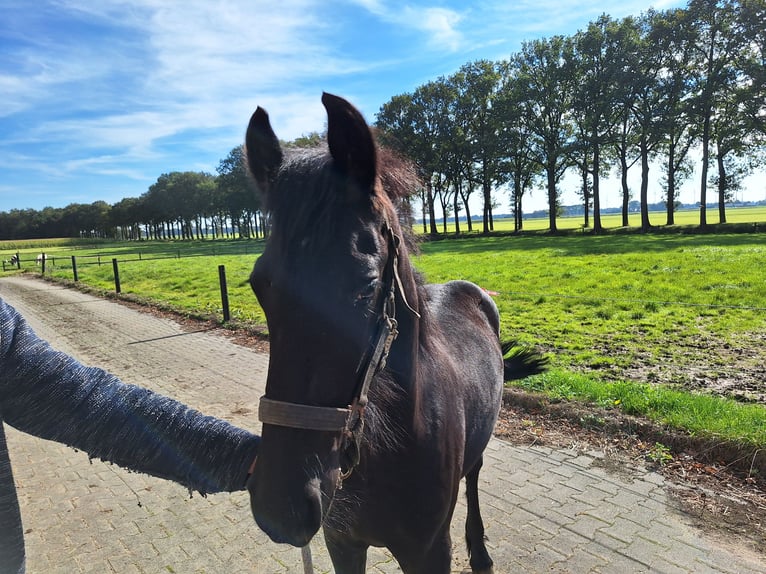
[501,340,548,381]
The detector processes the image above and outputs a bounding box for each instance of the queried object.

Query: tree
[651,9,697,225]
[377,81,457,235]
[217,146,261,238]
[440,74,473,233]
[451,60,506,233]
[377,92,437,234]
[685,0,743,225]
[165,171,216,239]
[496,62,543,231]
[571,14,628,231]
[707,0,766,219]
[624,10,672,232]
[111,197,143,240]
[737,0,766,140]
[290,131,323,148]
[514,35,578,232]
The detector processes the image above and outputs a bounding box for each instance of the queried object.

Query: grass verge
[510,367,766,481]
[513,368,766,448]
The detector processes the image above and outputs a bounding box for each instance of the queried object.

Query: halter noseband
[256,220,418,479]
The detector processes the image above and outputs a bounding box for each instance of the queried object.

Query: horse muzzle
[248,473,324,547]
[246,425,343,547]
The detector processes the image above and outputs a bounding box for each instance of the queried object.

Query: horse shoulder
[422,280,500,337]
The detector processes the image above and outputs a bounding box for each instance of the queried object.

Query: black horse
[245,93,545,573]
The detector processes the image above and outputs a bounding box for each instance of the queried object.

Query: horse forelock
[265,146,337,252]
[265,142,421,257]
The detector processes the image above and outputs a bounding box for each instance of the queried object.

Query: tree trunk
[592,143,602,233]
[580,160,590,229]
[514,172,523,232]
[699,111,710,227]
[453,184,461,235]
[427,181,438,235]
[640,135,651,232]
[547,162,558,233]
[620,155,630,227]
[717,151,727,224]
[666,151,676,226]
[482,183,492,234]
[460,191,473,232]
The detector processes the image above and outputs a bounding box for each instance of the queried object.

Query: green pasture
[416,232,766,367]
[3,214,766,452]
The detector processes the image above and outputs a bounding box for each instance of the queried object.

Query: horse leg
[465,456,494,574]
[391,528,453,574]
[324,527,368,574]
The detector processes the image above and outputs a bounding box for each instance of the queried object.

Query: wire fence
[2,242,262,271]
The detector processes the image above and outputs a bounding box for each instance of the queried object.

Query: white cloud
[349,1,465,52]
[14,0,745,213]
[405,6,463,51]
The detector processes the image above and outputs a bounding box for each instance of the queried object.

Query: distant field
[416,233,766,368]
[421,205,766,234]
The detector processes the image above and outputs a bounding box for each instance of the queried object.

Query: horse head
[244,93,419,547]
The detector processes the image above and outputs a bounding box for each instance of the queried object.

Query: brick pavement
[1,276,764,573]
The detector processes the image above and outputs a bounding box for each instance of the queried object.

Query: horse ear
[245,107,283,195]
[322,92,377,192]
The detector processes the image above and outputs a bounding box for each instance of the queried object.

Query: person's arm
[0,298,259,495]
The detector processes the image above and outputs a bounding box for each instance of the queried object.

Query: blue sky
[2,0,761,215]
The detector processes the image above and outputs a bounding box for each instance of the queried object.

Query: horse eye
[354,281,379,307]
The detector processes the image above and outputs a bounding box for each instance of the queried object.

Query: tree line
[0,129,326,241]
[1,0,763,241]
[375,0,765,233]
[0,145,256,241]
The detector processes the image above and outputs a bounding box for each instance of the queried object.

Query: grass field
[3,209,766,450]
[417,232,766,356]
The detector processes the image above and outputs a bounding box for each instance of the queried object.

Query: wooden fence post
[218,264,230,322]
[41,253,46,274]
[71,256,79,282]
[112,258,121,293]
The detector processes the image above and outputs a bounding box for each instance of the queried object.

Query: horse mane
[374,142,422,257]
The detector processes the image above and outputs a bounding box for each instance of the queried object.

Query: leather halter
[257,220,418,479]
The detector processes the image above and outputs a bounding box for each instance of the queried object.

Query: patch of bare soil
[591,329,766,404]
[497,389,766,554]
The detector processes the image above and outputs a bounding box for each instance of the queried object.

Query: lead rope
[301,544,313,573]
